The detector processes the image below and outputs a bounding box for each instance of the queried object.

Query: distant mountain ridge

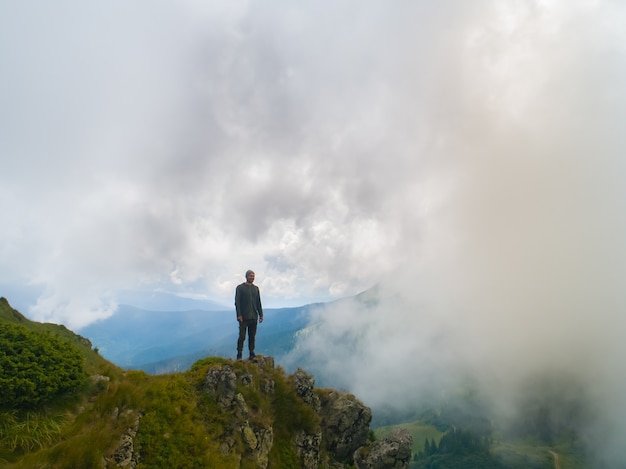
[77,288,379,374]
[78,302,322,373]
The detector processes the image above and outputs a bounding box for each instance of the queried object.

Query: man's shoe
[249,352,256,360]
[236,352,242,361]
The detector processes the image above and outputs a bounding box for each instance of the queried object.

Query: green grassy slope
[0,298,327,468]
[0,297,114,376]
[492,439,586,469]
[374,416,587,469]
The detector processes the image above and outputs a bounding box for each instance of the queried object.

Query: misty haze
[2,1,626,467]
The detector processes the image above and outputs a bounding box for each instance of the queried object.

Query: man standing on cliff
[235,269,263,360]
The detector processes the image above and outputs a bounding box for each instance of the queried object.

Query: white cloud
[2,3,626,461]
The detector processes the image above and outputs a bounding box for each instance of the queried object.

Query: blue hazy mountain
[78,301,322,373]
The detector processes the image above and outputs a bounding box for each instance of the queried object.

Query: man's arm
[235,285,243,322]
[257,286,263,323]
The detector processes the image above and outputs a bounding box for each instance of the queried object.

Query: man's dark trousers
[238,319,258,355]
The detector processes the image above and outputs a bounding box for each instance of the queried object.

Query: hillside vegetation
[0,298,396,469]
[0,297,595,468]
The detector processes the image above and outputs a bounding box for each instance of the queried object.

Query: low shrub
[0,324,86,409]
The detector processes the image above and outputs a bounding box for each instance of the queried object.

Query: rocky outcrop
[203,360,275,468]
[241,422,273,468]
[104,409,141,468]
[91,374,111,393]
[251,355,275,369]
[319,390,372,462]
[203,364,238,410]
[202,357,376,468]
[290,367,375,465]
[295,430,323,469]
[291,368,321,412]
[77,335,93,347]
[353,428,413,469]
[289,368,323,467]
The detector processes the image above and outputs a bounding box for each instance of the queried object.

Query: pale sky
[2,0,626,335]
[3,2,626,463]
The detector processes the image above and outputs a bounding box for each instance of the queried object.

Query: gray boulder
[203,364,237,410]
[354,428,413,469]
[319,391,372,462]
[291,368,321,412]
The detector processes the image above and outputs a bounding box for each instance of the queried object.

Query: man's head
[245,270,255,284]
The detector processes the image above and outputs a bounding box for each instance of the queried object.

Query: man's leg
[247,320,258,358]
[237,322,247,359]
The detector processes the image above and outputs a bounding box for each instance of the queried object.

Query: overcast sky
[2,0,626,463]
[1,0,625,333]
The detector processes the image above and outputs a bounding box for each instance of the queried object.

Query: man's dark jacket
[235,283,263,321]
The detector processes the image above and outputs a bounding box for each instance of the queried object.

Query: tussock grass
[0,411,63,452]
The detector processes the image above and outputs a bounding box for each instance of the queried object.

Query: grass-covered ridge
[0,297,593,468]
[0,298,336,468]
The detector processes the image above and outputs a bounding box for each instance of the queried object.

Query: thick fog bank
[283,2,626,465]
